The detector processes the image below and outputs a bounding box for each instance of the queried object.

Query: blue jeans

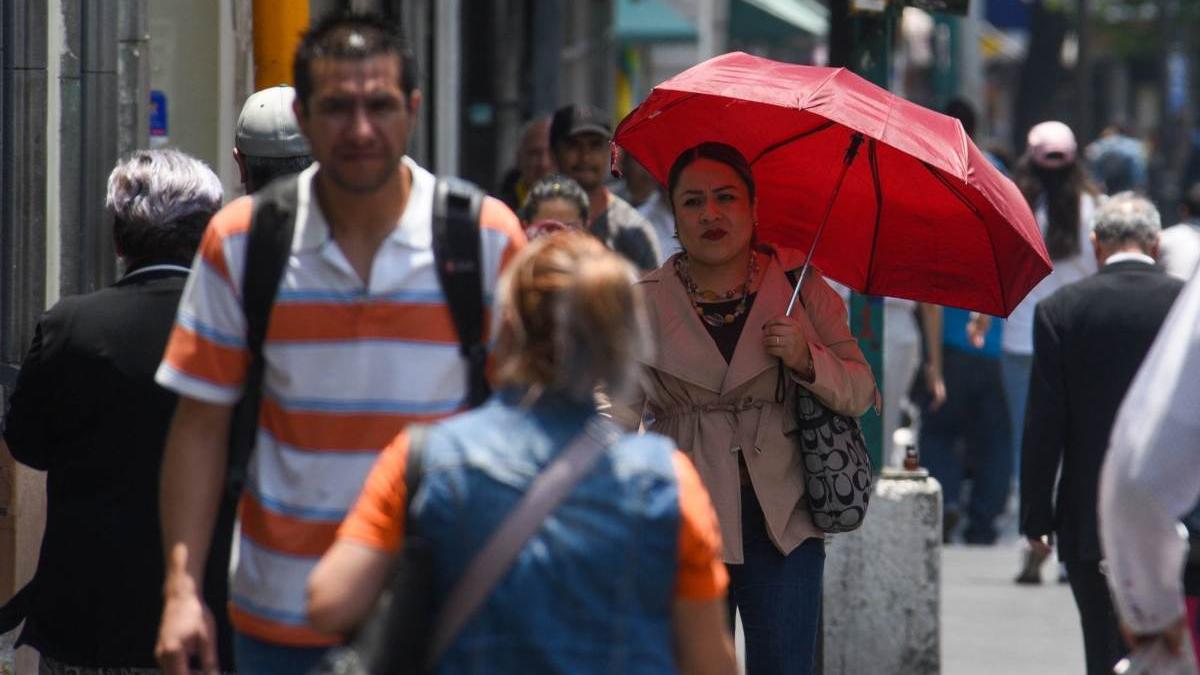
[727,485,825,675]
[919,347,1012,543]
[234,632,330,675]
[1001,351,1034,486]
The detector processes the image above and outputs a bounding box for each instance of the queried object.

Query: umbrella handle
[785,132,865,317]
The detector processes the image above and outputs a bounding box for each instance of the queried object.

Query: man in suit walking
[0,149,227,673]
[1020,192,1185,675]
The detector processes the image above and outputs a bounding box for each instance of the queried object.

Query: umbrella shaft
[787,132,865,317]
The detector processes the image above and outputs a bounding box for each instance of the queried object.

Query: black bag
[779,270,873,534]
[313,426,438,675]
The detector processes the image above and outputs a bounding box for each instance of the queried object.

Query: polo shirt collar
[292,156,435,253]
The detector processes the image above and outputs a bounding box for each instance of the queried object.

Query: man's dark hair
[293,11,417,109]
[1184,182,1200,217]
[243,154,315,194]
[944,98,977,139]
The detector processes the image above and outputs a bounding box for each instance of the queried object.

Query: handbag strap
[426,416,619,666]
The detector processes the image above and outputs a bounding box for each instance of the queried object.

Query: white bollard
[822,471,943,675]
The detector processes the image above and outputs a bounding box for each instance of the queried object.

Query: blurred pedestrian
[0,149,228,674]
[308,232,737,675]
[550,103,660,271]
[916,303,1010,544]
[1020,193,1182,675]
[1158,182,1200,281]
[621,151,678,263]
[612,142,877,675]
[1100,246,1200,671]
[1007,122,1101,483]
[1085,123,1148,195]
[497,116,553,213]
[234,85,314,195]
[152,12,524,675]
[519,173,588,240]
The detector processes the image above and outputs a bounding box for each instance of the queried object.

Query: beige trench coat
[615,246,878,563]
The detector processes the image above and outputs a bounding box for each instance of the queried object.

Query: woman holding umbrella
[612,142,878,674]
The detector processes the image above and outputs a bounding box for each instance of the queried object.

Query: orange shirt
[339,430,729,601]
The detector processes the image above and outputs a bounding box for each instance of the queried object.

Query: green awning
[731,0,830,39]
[616,0,698,43]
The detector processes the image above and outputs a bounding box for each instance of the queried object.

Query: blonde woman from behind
[308,232,737,674]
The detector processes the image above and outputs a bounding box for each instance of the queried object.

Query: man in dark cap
[550,103,660,271]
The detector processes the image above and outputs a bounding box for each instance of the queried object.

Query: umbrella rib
[749,120,836,165]
[863,140,883,294]
[921,161,1008,313]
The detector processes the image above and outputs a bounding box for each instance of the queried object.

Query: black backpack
[224,174,491,498]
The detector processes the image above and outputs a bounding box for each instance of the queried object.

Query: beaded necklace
[674,252,760,327]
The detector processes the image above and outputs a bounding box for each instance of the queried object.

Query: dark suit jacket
[2,262,233,668]
[1020,259,1184,563]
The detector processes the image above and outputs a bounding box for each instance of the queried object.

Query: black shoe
[943,511,961,544]
[1015,548,1050,585]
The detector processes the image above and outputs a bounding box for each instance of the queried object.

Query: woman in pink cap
[1010,120,1101,578]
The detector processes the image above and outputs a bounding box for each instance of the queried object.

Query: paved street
[943,532,1086,674]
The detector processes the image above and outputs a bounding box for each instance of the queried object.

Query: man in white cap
[234,85,314,194]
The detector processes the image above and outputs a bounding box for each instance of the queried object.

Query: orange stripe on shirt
[228,604,342,648]
[198,197,253,285]
[259,396,452,452]
[239,492,341,559]
[672,451,730,601]
[162,325,249,387]
[267,302,491,344]
[480,196,527,273]
[337,431,411,552]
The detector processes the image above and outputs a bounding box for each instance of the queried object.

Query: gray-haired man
[1020,192,1186,675]
[1,150,235,674]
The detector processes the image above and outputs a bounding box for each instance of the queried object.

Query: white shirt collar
[293,156,434,253]
[1104,251,1156,266]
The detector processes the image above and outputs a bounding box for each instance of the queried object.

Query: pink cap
[1027,121,1077,169]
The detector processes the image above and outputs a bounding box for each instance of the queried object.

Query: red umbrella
[613,52,1051,317]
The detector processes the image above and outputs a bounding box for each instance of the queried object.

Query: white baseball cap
[235,85,311,159]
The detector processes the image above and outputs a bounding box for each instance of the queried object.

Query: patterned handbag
[777,268,873,533]
[791,381,873,533]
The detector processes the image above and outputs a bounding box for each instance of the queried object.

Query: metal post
[252,0,309,89]
[830,0,896,474]
[434,0,461,175]
[79,0,119,292]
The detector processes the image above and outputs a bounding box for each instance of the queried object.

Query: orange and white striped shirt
[156,158,525,646]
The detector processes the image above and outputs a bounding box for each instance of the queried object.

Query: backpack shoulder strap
[432,177,490,408]
[226,176,299,497]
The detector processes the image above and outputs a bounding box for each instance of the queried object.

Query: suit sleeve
[1019,300,1066,539]
[3,310,68,470]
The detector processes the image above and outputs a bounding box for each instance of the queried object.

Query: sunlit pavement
[942,530,1086,674]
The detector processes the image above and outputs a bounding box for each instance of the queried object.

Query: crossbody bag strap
[426,416,620,665]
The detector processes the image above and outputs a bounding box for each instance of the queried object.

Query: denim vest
[411,389,683,674]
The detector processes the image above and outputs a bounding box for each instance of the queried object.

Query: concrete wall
[148,0,237,195]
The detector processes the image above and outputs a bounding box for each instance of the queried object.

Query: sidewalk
[942,535,1086,674]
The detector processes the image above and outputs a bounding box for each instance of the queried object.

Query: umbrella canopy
[613,51,1051,317]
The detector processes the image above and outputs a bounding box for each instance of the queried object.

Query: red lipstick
[701,228,728,241]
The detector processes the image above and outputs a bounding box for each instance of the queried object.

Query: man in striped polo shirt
[153,13,525,675]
